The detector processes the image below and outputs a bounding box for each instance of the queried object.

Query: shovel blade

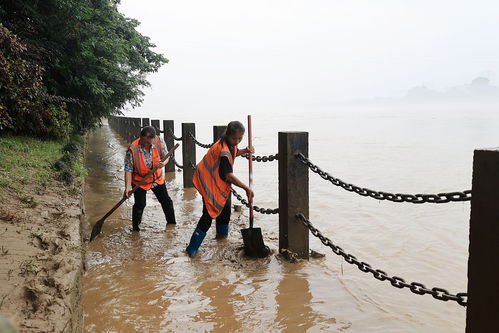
[241,227,268,258]
[89,218,104,242]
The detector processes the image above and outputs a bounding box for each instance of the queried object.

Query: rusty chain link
[296,213,468,306]
[231,189,279,215]
[188,132,214,149]
[296,153,471,204]
[241,153,278,162]
[167,128,182,141]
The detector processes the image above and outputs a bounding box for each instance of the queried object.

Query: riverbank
[0,135,86,332]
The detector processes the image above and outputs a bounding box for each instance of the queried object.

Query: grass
[0,135,86,203]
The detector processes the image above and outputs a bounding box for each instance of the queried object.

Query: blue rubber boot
[215,223,229,239]
[186,228,206,256]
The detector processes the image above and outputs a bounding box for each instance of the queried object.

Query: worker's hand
[123,186,132,199]
[245,146,255,155]
[157,157,170,168]
[245,186,254,202]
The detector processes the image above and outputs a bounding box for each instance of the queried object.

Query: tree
[0,0,167,134]
[0,24,71,139]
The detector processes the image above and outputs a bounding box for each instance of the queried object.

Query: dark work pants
[132,182,176,227]
[196,196,231,233]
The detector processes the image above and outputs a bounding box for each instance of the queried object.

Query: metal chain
[189,161,276,213]
[171,157,183,169]
[296,213,468,306]
[241,153,278,162]
[231,189,279,215]
[167,128,182,141]
[188,132,214,149]
[296,153,471,204]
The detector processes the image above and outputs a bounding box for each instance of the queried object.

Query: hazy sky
[119,0,499,115]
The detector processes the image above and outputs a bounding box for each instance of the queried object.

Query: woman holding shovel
[124,126,177,231]
[186,120,254,256]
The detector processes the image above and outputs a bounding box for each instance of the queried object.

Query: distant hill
[404,77,499,103]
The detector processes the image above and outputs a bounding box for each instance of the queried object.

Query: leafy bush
[52,139,84,184]
[0,25,71,139]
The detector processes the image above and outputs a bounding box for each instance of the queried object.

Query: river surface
[82,105,499,332]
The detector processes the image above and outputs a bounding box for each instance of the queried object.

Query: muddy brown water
[83,107,499,332]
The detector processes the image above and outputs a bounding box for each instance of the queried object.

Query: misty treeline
[0,0,167,139]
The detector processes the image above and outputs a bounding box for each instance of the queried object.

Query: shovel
[241,115,268,258]
[89,143,180,241]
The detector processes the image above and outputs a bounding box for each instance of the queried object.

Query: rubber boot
[215,223,229,239]
[132,208,144,231]
[186,228,206,256]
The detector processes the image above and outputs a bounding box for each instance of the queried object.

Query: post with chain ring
[163,120,175,172]
[119,116,124,140]
[115,116,122,139]
[126,117,132,142]
[116,116,120,137]
[466,148,499,332]
[278,132,309,260]
[131,118,141,143]
[116,116,121,138]
[122,117,127,141]
[181,123,196,188]
[213,125,227,143]
[151,119,161,135]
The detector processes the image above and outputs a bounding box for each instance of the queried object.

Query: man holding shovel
[124,126,177,231]
[186,120,254,256]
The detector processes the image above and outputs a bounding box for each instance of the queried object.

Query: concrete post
[278,132,309,260]
[213,125,226,142]
[151,119,161,136]
[181,123,196,188]
[132,118,141,140]
[163,120,175,172]
[121,117,127,140]
[125,117,132,142]
[466,148,499,332]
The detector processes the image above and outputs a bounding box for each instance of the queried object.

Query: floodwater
[82,105,499,332]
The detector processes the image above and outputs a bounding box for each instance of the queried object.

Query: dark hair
[140,126,156,138]
[220,121,245,143]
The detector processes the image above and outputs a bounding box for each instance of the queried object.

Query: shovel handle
[89,142,179,241]
[248,115,254,228]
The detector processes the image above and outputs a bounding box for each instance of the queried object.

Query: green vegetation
[0,0,167,138]
[0,136,86,203]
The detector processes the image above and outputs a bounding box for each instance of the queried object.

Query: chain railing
[296,213,468,306]
[188,132,214,149]
[171,157,183,169]
[231,189,279,215]
[297,153,472,204]
[241,153,278,162]
[167,128,182,141]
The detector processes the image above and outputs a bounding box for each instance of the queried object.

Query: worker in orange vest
[186,121,254,256]
[124,126,176,231]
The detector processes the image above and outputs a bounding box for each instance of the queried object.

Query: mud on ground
[0,182,84,332]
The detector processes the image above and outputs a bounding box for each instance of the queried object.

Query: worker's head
[223,121,245,147]
[139,126,157,147]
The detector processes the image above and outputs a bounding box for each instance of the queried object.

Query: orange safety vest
[128,136,165,190]
[192,140,238,218]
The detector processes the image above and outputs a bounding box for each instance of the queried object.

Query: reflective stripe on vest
[128,136,165,190]
[192,141,237,218]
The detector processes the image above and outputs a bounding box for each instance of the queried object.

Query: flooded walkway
[82,118,467,332]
